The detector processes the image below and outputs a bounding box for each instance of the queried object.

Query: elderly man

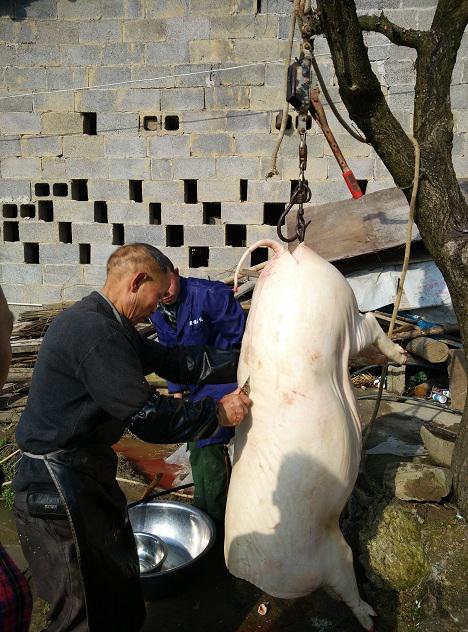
[150,254,245,525]
[0,287,32,632]
[13,243,251,632]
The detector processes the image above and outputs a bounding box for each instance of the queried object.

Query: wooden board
[287,178,468,262]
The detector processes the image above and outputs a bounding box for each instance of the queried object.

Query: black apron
[23,445,146,632]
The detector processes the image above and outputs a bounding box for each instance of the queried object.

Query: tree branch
[358,12,427,50]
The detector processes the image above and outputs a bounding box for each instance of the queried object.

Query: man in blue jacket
[150,252,245,524]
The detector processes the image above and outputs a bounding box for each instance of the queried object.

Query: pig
[224,239,407,631]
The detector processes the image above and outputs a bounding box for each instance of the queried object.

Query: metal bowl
[128,500,216,600]
[134,532,168,575]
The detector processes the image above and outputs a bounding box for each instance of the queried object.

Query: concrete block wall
[0,0,467,306]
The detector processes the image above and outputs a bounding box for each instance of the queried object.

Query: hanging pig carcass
[224,239,407,631]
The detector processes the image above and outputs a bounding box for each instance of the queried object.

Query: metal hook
[276,181,312,243]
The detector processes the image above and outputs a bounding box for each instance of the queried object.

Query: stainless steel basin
[134,532,167,574]
[128,500,216,599]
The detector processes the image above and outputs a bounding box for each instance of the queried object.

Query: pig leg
[357,312,407,366]
[322,527,376,631]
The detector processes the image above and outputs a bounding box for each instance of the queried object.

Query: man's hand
[217,388,252,427]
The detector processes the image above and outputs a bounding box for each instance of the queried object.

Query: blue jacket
[150,277,245,447]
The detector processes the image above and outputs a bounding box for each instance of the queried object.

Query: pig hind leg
[322,527,376,631]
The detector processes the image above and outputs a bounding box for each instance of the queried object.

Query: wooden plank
[447,349,467,410]
[287,178,468,261]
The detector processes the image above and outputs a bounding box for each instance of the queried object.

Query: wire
[357,393,463,416]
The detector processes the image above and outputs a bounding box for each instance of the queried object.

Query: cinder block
[450,84,467,110]
[198,178,240,202]
[107,202,148,224]
[184,225,225,247]
[123,19,166,42]
[454,110,468,133]
[97,113,139,135]
[108,158,150,180]
[43,264,83,286]
[208,247,246,269]
[0,243,24,263]
[234,133,277,156]
[225,110,271,132]
[62,285,97,301]
[0,137,21,157]
[124,225,165,244]
[250,86,286,110]
[1,263,42,285]
[182,110,227,133]
[88,67,132,88]
[39,244,80,264]
[216,157,260,179]
[161,88,205,111]
[217,62,264,87]
[0,92,33,113]
[104,44,146,65]
[66,158,109,179]
[280,157,328,181]
[173,63,213,88]
[15,44,61,67]
[63,45,104,66]
[147,0,186,18]
[41,112,83,135]
[161,203,203,225]
[189,0,235,15]
[166,17,210,42]
[131,65,174,88]
[41,158,68,179]
[189,40,235,64]
[75,90,117,113]
[143,181,185,203]
[309,180,354,205]
[83,265,107,286]
[328,157,374,180]
[221,202,263,224]
[209,15,255,38]
[387,85,415,110]
[247,180,290,202]
[36,20,80,44]
[88,180,129,201]
[105,137,146,158]
[79,20,122,43]
[148,135,190,158]
[90,244,119,265]
[72,223,113,245]
[115,88,161,112]
[0,179,31,202]
[246,224,278,242]
[53,201,94,223]
[173,158,216,179]
[0,45,19,67]
[205,87,250,110]
[1,283,63,306]
[323,134,371,158]
[158,246,189,269]
[34,91,75,113]
[1,157,41,179]
[232,39,288,63]
[254,14,279,38]
[63,136,104,158]
[384,61,415,85]
[46,67,87,90]
[190,133,234,156]
[5,67,47,91]
[265,62,283,87]
[150,159,173,180]
[19,221,60,243]
[0,112,41,135]
[146,42,189,64]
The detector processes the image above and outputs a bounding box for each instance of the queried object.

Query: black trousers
[14,491,88,632]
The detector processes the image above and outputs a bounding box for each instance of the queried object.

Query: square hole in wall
[38,200,54,222]
[164,115,179,131]
[59,222,72,244]
[166,225,184,247]
[71,179,88,201]
[274,112,292,131]
[357,179,368,195]
[142,115,159,131]
[20,204,35,219]
[112,224,125,245]
[264,202,286,225]
[2,204,17,218]
[35,182,50,197]
[149,203,161,225]
[94,201,108,223]
[53,183,68,197]
[240,180,248,202]
[251,247,268,267]
[189,247,209,268]
[24,242,39,263]
[184,180,197,204]
[79,244,91,264]
[203,203,221,225]
[82,112,97,135]
[129,180,143,203]
[3,221,19,241]
[295,114,312,130]
[226,224,246,247]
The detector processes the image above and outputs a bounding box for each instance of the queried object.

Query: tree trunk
[312,0,468,514]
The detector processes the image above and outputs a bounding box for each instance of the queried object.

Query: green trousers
[188,442,231,523]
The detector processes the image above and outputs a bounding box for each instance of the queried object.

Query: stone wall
[0,0,467,306]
